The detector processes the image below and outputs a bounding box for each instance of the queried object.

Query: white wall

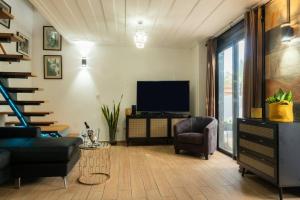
[31,11,198,141]
[0,0,34,115]
[198,42,207,116]
[191,42,207,116]
[0,0,33,73]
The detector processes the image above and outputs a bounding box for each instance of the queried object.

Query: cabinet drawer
[239,123,274,139]
[240,132,275,147]
[150,119,168,137]
[240,153,275,178]
[128,119,147,138]
[239,138,274,158]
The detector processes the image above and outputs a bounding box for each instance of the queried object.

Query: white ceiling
[29,0,261,48]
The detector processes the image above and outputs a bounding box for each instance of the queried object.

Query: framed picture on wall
[43,26,62,51]
[44,55,62,79]
[0,0,11,29]
[16,32,30,56]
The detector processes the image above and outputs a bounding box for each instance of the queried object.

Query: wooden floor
[1,145,300,200]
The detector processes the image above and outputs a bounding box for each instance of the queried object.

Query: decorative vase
[251,107,262,119]
[268,102,294,122]
[109,128,117,145]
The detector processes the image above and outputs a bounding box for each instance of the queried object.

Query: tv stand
[126,114,190,145]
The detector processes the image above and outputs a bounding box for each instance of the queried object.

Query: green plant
[266,88,293,104]
[101,95,123,144]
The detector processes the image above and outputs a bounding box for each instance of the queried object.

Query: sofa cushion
[0,137,82,164]
[177,132,204,145]
[0,149,10,169]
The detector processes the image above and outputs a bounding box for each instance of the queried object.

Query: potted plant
[266,89,293,122]
[101,95,123,145]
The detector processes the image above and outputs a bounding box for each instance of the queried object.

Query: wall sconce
[82,57,87,67]
[281,0,294,43]
[281,24,294,43]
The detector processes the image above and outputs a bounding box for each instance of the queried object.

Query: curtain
[243,7,263,118]
[206,39,217,117]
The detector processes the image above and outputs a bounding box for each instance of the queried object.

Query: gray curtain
[206,39,217,117]
[243,7,263,118]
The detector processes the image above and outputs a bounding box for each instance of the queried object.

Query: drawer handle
[258,139,264,143]
[260,158,265,161]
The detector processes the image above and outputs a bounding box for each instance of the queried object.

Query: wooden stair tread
[0,8,14,19]
[5,121,56,126]
[0,33,24,43]
[40,124,69,132]
[0,111,53,116]
[0,100,45,105]
[0,54,30,62]
[0,72,35,78]
[6,87,41,93]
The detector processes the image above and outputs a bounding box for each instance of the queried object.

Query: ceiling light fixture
[134,21,147,49]
[281,0,294,43]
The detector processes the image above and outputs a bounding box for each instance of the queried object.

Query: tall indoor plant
[266,89,293,122]
[101,95,123,145]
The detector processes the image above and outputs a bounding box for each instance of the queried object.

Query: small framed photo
[16,32,30,56]
[43,26,62,51]
[0,0,11,29]
[44,55,62,79]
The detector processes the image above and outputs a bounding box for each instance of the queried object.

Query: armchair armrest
[203,119,218,153]
[204,119,218,134]
[0,127,41,138]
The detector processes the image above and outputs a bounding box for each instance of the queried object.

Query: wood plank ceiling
[29,0,260,48]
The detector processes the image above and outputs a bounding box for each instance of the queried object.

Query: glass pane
[218,46,233,153]
[238,40,245,118]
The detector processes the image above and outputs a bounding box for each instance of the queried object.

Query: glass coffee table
[78,142,111,185]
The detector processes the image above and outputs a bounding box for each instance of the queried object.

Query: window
[217,21,245,156]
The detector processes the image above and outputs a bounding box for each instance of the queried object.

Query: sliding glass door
[218,39,245,156]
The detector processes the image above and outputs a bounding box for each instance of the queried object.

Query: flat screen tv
[137,81,189,112]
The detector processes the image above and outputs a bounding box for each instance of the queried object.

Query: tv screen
[137,81,189,112]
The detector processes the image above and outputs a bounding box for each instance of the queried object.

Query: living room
[0,0,299,199]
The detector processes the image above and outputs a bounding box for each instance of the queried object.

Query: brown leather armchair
[173,117,218,160]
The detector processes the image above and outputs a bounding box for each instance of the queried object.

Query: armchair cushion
[177,132,204,145]
[174,119,192,134]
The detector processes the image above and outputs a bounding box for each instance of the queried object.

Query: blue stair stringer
[0,79,28,127]
[0,78,60,137]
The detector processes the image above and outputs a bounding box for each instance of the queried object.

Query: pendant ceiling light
[134,21,147,49]
[281,0,294,43]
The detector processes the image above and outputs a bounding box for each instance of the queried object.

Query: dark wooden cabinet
[237,118,300,200]
[126,115,188,145]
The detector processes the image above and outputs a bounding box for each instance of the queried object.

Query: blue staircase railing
[0,80,28,127]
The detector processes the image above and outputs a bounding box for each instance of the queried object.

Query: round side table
[78,142,111,185]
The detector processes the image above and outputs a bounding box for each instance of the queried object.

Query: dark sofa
[173,116,218,160]
[0,149,10,184]
[0,127,82,188]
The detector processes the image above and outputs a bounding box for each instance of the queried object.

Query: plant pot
[109,128,117,145]
[268,102,294,122]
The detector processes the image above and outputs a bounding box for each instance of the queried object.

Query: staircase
[0,12,68,136]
